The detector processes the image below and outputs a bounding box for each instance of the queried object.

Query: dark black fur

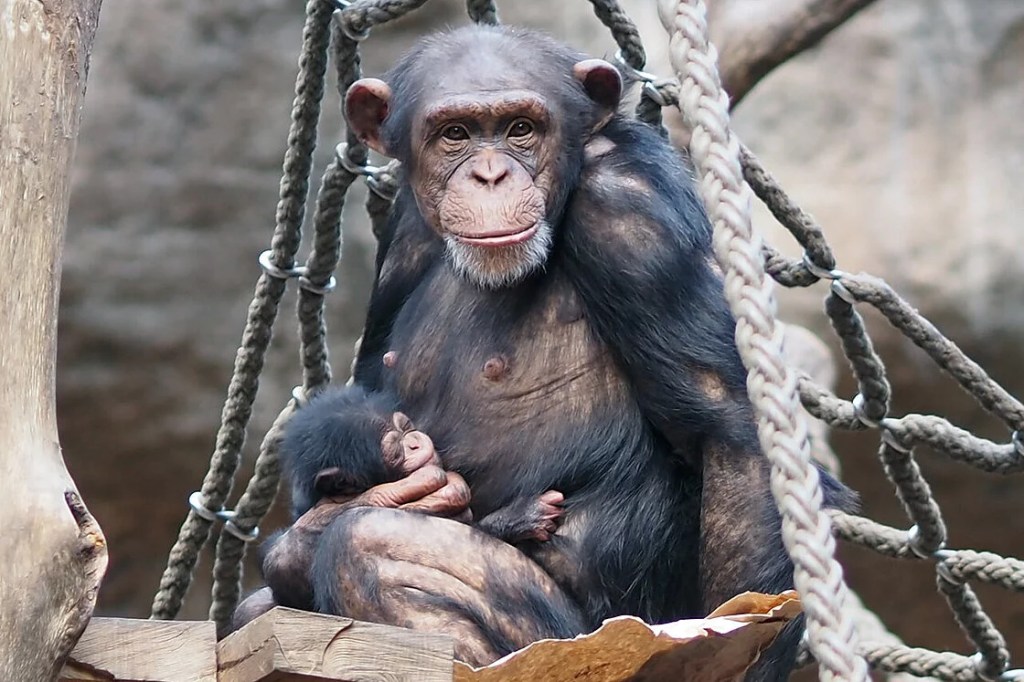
[281,385,398,519]
[277,24,855,679]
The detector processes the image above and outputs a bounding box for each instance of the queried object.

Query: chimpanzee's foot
[478,490,565,543]
[380,412,440,476]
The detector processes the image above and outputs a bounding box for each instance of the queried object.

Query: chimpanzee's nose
[470,152,510,187]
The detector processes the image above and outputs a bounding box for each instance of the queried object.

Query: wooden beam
[708,0,879,107]
[218,607,454,682]
[0,0,107,679]
[60,619,216,682]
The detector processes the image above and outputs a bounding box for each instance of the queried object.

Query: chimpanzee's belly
[382,267,648,514]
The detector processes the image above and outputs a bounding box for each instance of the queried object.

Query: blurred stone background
[61,0,1023,670]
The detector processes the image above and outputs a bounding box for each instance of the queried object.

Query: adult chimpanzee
[237,24,854,679]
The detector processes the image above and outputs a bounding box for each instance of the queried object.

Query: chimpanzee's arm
[564,122,796,613]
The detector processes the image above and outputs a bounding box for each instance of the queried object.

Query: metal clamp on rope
[851,393,882,429]
[612,50,668,107]
[330,2,370,42]
[188,492,260,543]
[970,652,1008,682]
[259,250,337,296]
[879,417,912,453]
[800,254,859,304]
[906,524,947,561]
[337,143,400,201]
[1012,430,1024,457]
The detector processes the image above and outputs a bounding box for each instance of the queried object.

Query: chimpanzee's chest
[380,265,637,497]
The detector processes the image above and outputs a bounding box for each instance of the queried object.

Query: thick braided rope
[646,43,1023,678]
[206,22,370,631]
[658,1,867,678]
[149,0,334,620]
[208,402,294,632]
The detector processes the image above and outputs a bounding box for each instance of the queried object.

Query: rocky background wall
[61,0,1024,668]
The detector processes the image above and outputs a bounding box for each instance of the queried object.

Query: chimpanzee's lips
[454,224,538,247]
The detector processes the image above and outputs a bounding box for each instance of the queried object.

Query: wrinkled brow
[422,92,551,131]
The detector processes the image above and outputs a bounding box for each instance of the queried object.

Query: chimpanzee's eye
[441,125,470,141]
[507,119,534,138]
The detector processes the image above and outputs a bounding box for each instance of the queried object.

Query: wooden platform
[59,593,798,681]
[60,607,453,682]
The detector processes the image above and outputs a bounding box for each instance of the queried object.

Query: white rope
[656,1,868,679]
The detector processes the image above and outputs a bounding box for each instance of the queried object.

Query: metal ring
[906,524,945,560]
[971,652,1006,682]
[188,492,234,524]
[333,9,370,42]
[830,280,857,305]
[851,393,881,429]
[641,81,668,107]
[935,558,960,585]
[335,143,380,177]
[612,49,655,81]
[259,250,301,280]
[801,252,839,280]
[1012,431,1024,457]
[366,174,398,201]
[298,274,337,295]
[879,418,912,453]
[328,0,352,9]
[224,519,260,543]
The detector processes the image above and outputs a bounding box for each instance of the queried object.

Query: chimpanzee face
[345,58,621,289]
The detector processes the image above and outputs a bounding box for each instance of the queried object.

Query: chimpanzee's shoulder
[572,118,711,256]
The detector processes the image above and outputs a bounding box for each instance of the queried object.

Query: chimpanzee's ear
[573,59,623,131]
[313,467,344,495]
[345,78,392,156]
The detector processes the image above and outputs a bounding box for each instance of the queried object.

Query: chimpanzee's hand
[380,411,443,476]
[314,464,472,524]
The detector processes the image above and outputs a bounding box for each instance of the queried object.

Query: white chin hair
[444,220,552,290]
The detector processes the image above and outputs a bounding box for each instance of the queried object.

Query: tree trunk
[0,0,107,680]
[709,0,879,107]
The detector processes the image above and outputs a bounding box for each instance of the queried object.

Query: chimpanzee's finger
[361,465,448,509]
[398,471,472,516]
[400,430,442,474]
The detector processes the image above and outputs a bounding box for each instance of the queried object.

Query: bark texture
[0,0,108,679]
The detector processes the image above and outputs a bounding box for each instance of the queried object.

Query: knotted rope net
[151,0,1024,679]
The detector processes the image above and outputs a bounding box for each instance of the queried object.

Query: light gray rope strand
[824,291,890,425]
[825,274,1024,432]
[659,1,867,678]
[740,143,836,272]
[935,576,1010,680]
[150,0,334,621]
[877,440,947,556]
[336,0,433,39]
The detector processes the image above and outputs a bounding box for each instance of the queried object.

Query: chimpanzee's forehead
[400,25,583,99]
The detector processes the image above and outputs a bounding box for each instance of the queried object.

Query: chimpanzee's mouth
[454,224,538,247]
